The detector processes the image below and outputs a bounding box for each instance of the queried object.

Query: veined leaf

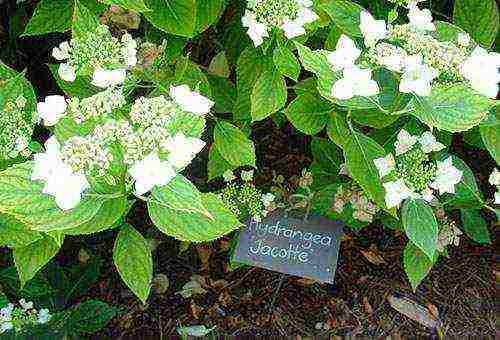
[22,0,72,36]
[453,0,499,48]
[143,0,197,37]
[214,121,256,168]
[285,93,333,135]
[441,156,484,209]
[320,0,364,38]
[403,242,437,291]
[401,199,438,260]
[251,60,287,122]
[0,214,42,248]
[460,208,491,244]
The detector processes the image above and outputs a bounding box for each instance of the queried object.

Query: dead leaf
[388,295,440,329]
[152,274,170,294]
[426,302,440,320]
[360,244,387,265]
[362,296,373,314]
[191,301,203,319]
[296,277,318,285]
[196,244,212,271]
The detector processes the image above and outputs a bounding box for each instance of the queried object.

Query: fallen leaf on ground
[363,296,373,314]
[152,273,169,294]
[388,295,440,329]
[176,275,207,298]
[360,244,387,265]
[177,325,215,337]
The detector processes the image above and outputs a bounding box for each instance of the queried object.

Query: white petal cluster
[169,85,214,116]
[223,169,236,182]
[91,68,127,88]
[399,54,439,97]
[128,153,177,196]
[394,129,418,155]
[459,46,500,98]
[407,1,435,32]
[31,137,90,210]
[0,300,51,334]
[0,304,14,334]
[489,168,500,205]
[383,179,414,208]
[281,1,319,39]
[37,95,68,126]
[331,65,380,100]
[327,35,361,71]
[429,157,463,195]
[359,11,387,47]
[374,153,395,178]
[162,132,206,170]
[419,131,445,154]
[242,12,269,47]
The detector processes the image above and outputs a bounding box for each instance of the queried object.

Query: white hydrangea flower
[394,129,417,155]
[495,192,500,205]
[52,41,71,61]
[331,65,380,100]
[19,299,33,311]
[37,95,67,126]
[399,54,439,97]
[129,153,176,196]
[281,6,319,39]
[241,169,254,182]
[374,153,395,178]
[223,169,236,182]
[421,186,435,202]
[408,2,435,31]
[32,137,90,211]
[489,168,500,186]
[459,46,500,98]
[327,35,361,71]
[58,63,76,82]
[121,33,138,68]
[430,157,463,195]
[242,11,269,47]
[383,179,414,208]
[457,32,470,47]
[162,132,206,169]
[37,309,51,325]
[419,131,445,154]
[262,193,276,207]
[0,303,14,334]
[359,11,387,47]
[169,85,214,116]
[91,68,126,88]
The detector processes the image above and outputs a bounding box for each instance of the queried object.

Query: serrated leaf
[479,113,499,164]
[460,208,491,244]
[113,225,152,303]
[285,93,333,135]
[251,61,287,121]
[98,0,150,12]
[273,42,301,81]
[196,0,225,33]
[143,0,197,37]
[344,132,386,208]
[403,242,437,291]
[13,236,61,287]
[311,137,343,174]
[441,156,484,209]
[208,52,230,78]
[207,75,236,113]
[48,64,99,98]
[234,47,265,121]
[22,0,72,36]
[0,162,126,232]
[63,300,116,335]
[0,213,42,248]
[72,0,101,39]
[453,0,499,48]
[408,83,493,133]
[214,121,256,167]
[320,0,364,38]
[401,199,438,260]
[149,193,242,242]
[327,112,350,148]
[150,175,211,218]
[207,145,233,181]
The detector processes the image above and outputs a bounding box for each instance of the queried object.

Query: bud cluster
[250,0,300,27]
[0,94,33,159]
[332,184,379,223]
[67,86,126,124]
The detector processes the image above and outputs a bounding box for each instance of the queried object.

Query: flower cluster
[1,299,51,334]
[374,129,463,208]
[332,184,379,223]
[32,85,214,209]
[489,168,500,205]
[52,24,137,87]
[326,1,500,100]
[0,95,33,160]
[242,0,318,46]
[434,206,463,252]
[219,170,276,222]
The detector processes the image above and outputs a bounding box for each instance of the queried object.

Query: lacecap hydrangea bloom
[52,24,137,88]
[374,129,463,208]
[31,84,214,210]
[0,299,51,335]
[0,94,33,160]
[242,0,319,46]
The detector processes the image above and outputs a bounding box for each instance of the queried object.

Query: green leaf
[433,21,469,42]
[408,84,494,132]
[453,0,499,48]
[48,64,99,98]
[251,61,287,121]
[22,0,72,36]
[72,0,101,39]
[207,75,236,113]
[320,0,364,37]
[285,93,333,135]
[273,42,301,81]
[151,175,211,218]
[327,111,350,148]
[208,52,230,78]
[207,145,234,181]
[0,213,42,248]
[343,132,387,208]
[0,162,126,232]
[143,0,197,38]
[113,225,152,303]
[311,137,343,172]
[195,0,225,33]
[98,0,151,12]
[13,236,61,287]
[479,112,499,164]
[401,199,438,260]
[62,300,116,335]
[234,47,265,121]
[460,208,491,244]
[214,121,256,167]
[149,193,242,242]
[441,156,484,209]
[403,241,437,291]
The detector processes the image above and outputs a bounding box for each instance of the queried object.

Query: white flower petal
[419,131,445,153]
[58,63,76,82]
[169,85,214,115]
[430,157,463,195]
[395,129,417,155]
[374,154,395,178]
